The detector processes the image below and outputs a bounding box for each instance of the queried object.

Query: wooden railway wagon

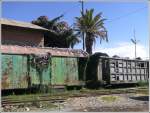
[1,45,88,91]
[97,56,149,84]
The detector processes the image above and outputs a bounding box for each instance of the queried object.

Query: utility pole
[131,29,139,59]
[79,0,85,50]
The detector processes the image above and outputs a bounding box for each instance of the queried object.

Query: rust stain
[1,45,88,57]
[2,72,10,89]
[7,60,13,70]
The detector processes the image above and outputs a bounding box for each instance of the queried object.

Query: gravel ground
[56,93,149,112]
[2,93,149,112]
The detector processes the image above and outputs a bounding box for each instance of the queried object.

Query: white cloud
[93,42,149,59]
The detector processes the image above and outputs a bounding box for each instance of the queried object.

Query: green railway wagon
[1,45,88,91]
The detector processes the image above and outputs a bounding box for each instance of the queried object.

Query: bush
[85,52,109,88]
[136,81,149,87]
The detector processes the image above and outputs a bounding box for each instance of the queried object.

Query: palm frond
[51,14,64,23]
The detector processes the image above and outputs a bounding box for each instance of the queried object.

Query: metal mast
[79,0,85,50]
[131,29,138,59]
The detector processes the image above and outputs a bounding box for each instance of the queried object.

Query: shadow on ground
[129,96,149,101]
[72,106,149,112]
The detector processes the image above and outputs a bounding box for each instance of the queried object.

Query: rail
[2,87,148,107]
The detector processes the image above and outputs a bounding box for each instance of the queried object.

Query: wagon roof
[0,18,48,31]
[99,56,149,62]
[1,45,89,57]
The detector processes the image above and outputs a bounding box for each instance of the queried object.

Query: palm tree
[75,8,108,54]
[32,15,80,48]
[31,15,63,29]
[55,21,80,48]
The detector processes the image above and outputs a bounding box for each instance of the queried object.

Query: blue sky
[2,1,149,59]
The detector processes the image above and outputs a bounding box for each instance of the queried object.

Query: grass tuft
[99,95,119,102]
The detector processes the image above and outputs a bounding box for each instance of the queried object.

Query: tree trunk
[85,33,93,55]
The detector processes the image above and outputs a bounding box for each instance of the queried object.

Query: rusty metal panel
[65,57,79,86]
[29,56,40,85]
[61,57,68,83]
[51,57,79,86]
[2,54,28,89]
[2,55,13,89]
[1,45,88,57]
[2,54,51,90]
[101,57,149,83]
[51,57,65,85]
[41,59,51,86]
[2,53,81,89]
[12,55,28,88]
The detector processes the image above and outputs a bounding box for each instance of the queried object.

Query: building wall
[2,25,44,47]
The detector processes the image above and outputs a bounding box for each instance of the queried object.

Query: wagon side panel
[2,54,28,89]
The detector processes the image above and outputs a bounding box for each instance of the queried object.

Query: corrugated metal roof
[1,45,89,57]
[0,18,48,31]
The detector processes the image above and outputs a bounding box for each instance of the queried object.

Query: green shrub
[136,81,149,87]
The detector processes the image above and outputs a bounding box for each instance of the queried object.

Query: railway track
[2,87,148,107]
[2,96,66,106]
[2,99,65,106]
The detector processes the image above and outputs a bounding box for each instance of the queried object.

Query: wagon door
[12,55,28,89]
[51,57,66,86]
[65,57,79,86]
[51,57,79,86]
[2,54,28,90]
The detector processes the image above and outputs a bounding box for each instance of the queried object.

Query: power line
[106,6,147,23]
[61,3,79,16]
[55,3,79,28]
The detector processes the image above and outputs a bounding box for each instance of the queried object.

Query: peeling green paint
[2,54,80,90]
[51,57,79,86]
[2,54,28,89]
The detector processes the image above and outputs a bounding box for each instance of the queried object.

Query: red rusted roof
[1,45,88,57]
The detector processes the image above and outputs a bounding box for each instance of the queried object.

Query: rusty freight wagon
[99,56,149,84]
[1,45,88,91]
[85,53,149,87]
[98,57,149,84]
